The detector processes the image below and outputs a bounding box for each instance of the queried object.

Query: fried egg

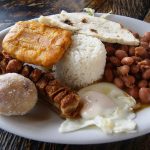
[59,82,136,134]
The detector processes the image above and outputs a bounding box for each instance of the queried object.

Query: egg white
[59,83,136,134]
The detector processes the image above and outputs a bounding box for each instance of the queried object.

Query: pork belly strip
[0,53,82,118]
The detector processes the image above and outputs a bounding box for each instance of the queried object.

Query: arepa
[39,11,139,45]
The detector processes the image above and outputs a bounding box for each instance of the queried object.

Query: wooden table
[0,0,150,149]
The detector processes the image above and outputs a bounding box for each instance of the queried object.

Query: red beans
[139,59,150,65]
[115,50,128,60]
[138,80,148,88]
[110,56,120,66]
[129,47,135,56]
[132,56,142,63]
[135,46,147,57]
[104,68,113,82]
[144,32,150,41]
[142,69,150,79]
[120,45,129,52]
[138,59,150,69]
[103,31,150,105]
[113,78,124,88]
[139,88,150,104]
[127,87,139,99]
[141,36,149,43]
[130,65,139,74]
[117,65,130,75]
[140,41,149,49]
[121,57,134,65]
[122,75,135,88]
[106,46,115,56]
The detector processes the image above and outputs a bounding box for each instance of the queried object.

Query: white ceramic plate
[0,13,150,144]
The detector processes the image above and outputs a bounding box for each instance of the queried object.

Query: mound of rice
[55,34,107,89]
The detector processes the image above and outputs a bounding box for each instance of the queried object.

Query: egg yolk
[81,91,117,119]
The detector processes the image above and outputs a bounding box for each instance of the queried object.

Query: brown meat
[29,69,43,83]
[0,53,81,118]
[54,90,69,104]
[21,65,33,77]
[45,85,65,98]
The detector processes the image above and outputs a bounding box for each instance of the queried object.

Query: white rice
[55,34,107,89]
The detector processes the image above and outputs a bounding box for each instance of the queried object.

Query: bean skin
[140,37,149,43]
[104,68,113,82]
[121,57,134,65]
[149,43,150,48]
[110,56,121,66]
[117,65,130,75]
[129,47,135,56]
[131,56,142,63]
[135,46,147,57]
[138,59,150,66]
[115,50,128,60]
[138,80,148,88]
[140,42,149,49]
[113,77,124,88]
[144,32,150,41]
[120,45,129,52]
[122,75,135,88]
[138,59,150,70]
[127,87,139,99]
[105,46,115,56]
[139,88,150,104]
[142,69,150,79]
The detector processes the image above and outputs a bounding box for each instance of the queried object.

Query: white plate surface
[0,13,150,144]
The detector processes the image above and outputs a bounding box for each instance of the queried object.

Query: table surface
[0,0,150,149]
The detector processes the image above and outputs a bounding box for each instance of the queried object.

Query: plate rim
[0,13,150,144]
